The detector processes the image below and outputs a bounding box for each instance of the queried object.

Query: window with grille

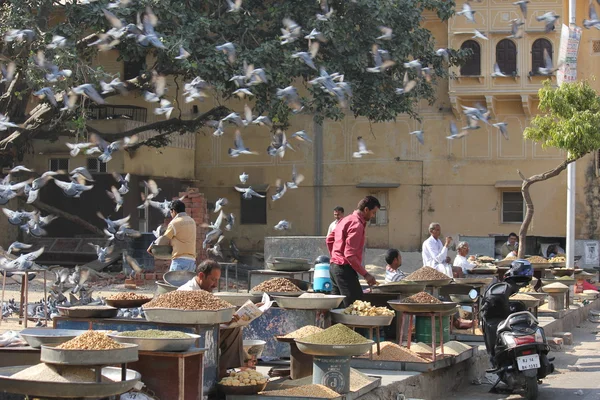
[502,191,524,223]
[123,58,144,80]
[369,191,388,226]
[460,40,481,76]
[240,193,267,225]
[593,40,600,54]
[531,39,553,75]
[496,39,517,75]
[86,158,107,173]
[49,158,69,172]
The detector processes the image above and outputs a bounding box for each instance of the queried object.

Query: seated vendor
[178,260,243,378]
[500,233,518,258]
[453,241,477,277]
[384,249,406,283]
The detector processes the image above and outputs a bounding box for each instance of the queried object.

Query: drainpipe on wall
[314,117,324,235]
[566,0,576,269]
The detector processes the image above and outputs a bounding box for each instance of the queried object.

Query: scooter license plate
[517,354,541,371]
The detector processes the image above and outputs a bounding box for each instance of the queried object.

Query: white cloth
[422,236,449,269]
[453,254,476,274]
[327,219,339,236]
[177,278,201,291]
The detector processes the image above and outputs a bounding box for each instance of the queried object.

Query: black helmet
[504,259,533,285]
[315,255,330,264]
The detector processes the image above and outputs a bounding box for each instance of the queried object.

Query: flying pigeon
[235,186,265,200]
[352,137,374,158]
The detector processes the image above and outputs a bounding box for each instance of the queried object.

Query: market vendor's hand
[146,244,154,256]
[223,314,240,327]
[256,302,264,308]
[364,273,379,286]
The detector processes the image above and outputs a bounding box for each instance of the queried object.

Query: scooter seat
[496,311,537,334]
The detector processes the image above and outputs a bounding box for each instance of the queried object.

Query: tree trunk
[32,200,105,236]
[517,158,576,258]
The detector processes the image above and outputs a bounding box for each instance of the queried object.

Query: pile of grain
[510,294,538,301]
[251,278,301,293]
[359,342,426,362]
[526,256,549,263]
[69,306,115,310]
[144,290,234,310]
[302,324,370,345]
[260,384,339,398]
[11,363,113,383]
[57,331,123,350]
[435,341,472,356]
[504,256,517,261]
[117,330,189,339]
[405,267,450,281]
[548,256,566,263]
[349,370,373,391]
[107,292,152,301]
[402,292,442,304]
[282,326,324,339]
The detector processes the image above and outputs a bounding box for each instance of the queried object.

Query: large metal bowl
[330,309,394,327]
[294,339,374,357]
[0,366,141,398]
[163,271,196,287]
[550,268,575,277]
[108,333,200,352]
[468,267,497,275]
[104,297,153,309]
[387,301,458,313]
[542,278,575,286]
[510,297,540,309]
[250,291,304,297]
[214,292,263,307]
[19,329,89,349]
[155,280,177,295]
[453,277,494,285]
[412,278,453,287]
[41,343,139,366]
[243,340,266,361]
[373,281,426,294]
[267,257,311,272]
[218,382,268,396]
[449,294,477,303]
[143,307,236,324]
[57,306,118,319]
[273,295,345,310]
[519,292,547,303]
[151,245,173,260]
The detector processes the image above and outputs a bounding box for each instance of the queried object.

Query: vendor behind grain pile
[326,196,380,307]
[179,260,243,378]
[148,199,197,272]
[384,249,406,283]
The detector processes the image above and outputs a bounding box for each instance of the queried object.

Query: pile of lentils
[301,324,370,345]
[117,330,190,339]
[251,278,301,293]
[402,292,443,304]
[405,267,451,281]
[144,290,234,310]
[56,331,123,350]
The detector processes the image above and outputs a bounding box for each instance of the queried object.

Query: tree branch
[32,199,105,236]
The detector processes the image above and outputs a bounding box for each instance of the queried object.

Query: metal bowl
[57,306,118,319]
[330,309,394,327]
[542,278,575,286]
[373,281,426,294]
[218,382,268,396]
[151,245,173,260]
[0,366,141,398]
[41,343,139,366]
[163,271,196,287]
[267,257,311,272]
[214,292,263,307]
[273,295,345,310]
[243,340,266,361]
[468,267,497,275]
[453,277,494,286]
[104,297,153,309]
[143,307,236,325]
[510,296,540,309]
[519,292,547,302]
[155,280,177,295]
[294,339,374,357]
[387,301,458,313]
[550,268,575,278]
[19,329,88,349]
[108,333,200,352]
[250,291,305,297]
[412,278,453,287]
[449,294,477,303]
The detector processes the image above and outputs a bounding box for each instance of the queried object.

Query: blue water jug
[313,255,332,293]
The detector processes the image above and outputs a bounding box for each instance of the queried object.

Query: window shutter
[496,39,517,75]
[460,40,481,76]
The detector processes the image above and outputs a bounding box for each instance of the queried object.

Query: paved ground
[451,320,600,399]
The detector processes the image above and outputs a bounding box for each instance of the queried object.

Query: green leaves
[524,80,600,160]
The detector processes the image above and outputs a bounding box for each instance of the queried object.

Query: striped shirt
[385,266,406,283]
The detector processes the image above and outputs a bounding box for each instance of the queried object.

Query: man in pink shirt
[326,196,380,307]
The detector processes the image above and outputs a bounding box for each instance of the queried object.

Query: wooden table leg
[375,327,381,355]
[178,353,185,400]
[23,274,28,328]
[407,314,413,349]
[439,314,444,356]
[18,275,24,325]
[43,271,48,326]
[0,272,5,327]
[398,313,405,346]
[431,314,436,362]
[367,326,373,360]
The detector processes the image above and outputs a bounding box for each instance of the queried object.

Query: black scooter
[479,282,554,399]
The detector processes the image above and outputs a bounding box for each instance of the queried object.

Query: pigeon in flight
[456,3,476,23]
[368,45,396,73]
[214,198,228,213]
[352,137,374,158]
[536,11,559,33]
[446,121,468,140]
[274,220,291,231]
[54,177,94,198]
[235,186,266,200]
[1,247,45,271]
[97,212,130,234]
[113,172,131,195]
[106,186,124,212]
[395,71,417,95]
[493,122,509,140]
[239,172,249,184]
[286,165,305,189]
[88,243,114,263]
[271,179,287,201]
[291,130,313,143]
[228,130,258,157]
[491,63,508,78]
[410,130,425,145]
[514,1,529,19]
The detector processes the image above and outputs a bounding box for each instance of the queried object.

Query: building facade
[22,0,600,255]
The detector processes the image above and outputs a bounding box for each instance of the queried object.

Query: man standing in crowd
[327,206,345,236]
[148,199,197,272]
[326,196,380,307]
[422,222,453,277]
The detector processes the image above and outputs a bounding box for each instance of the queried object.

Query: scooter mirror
[468,288,478,300]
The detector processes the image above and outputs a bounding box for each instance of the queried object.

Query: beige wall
[25,0,598,251]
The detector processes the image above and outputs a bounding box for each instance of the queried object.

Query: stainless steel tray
[267,257,312,272]
[163,270,196,287]
[294,340,374,357]
[449,294,477,303]
[108,333,200,352]
[58,306,118,319]
[387,301,458,313]
[41,343,139,365]
[330,309,394,327]
[411,279,453,287]
[373,281,426,294]
[453,277,494,285]
[19,329,88,349]
[273,295,345,310]
[104,297,153,309]
[214,292,263,307]
[0,365,140,398]
[143,307,235,324]
[250,291,304,297]
[156,280,177,295]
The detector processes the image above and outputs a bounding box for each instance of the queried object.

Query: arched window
[496,39,517,75]
[531,39,553,75]
[460,40,481,76]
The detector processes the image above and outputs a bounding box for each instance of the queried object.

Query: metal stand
[346,325,381,360]
[218,262,238,292]
[312,355,351,394]
[398,311,449,362]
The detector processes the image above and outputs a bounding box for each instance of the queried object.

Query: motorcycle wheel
[524,375,539,399]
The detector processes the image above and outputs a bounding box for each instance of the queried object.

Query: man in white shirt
[453,241,477,276]
[327,206,345,236]
[422,222,453,277]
